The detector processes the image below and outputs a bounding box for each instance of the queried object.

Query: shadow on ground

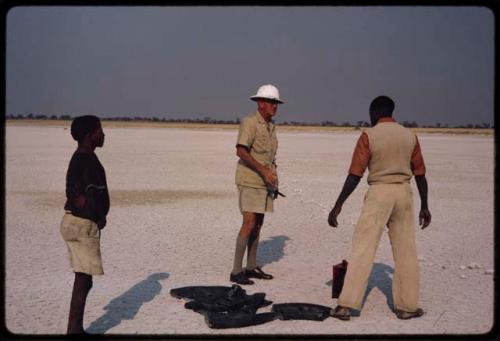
[326,262,394,316]
[256,235,290,267]
[86,272,169,334]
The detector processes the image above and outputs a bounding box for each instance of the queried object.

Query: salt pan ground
[5,124,494,335]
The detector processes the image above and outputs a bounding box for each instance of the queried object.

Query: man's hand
[262,166,277,187]
[328,205,342,227]
[419,209,431,229]
[237,146,277,186]
[415,175,430,229]
[97,217,106,230]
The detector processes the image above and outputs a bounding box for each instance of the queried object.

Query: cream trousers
[338,183,419,312]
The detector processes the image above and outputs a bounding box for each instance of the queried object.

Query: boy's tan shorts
[60,212,104,275]
[238,185,273,214]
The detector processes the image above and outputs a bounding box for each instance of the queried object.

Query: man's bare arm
[415,174,431,229]
[328,174,361,227]
[236,145,276,186]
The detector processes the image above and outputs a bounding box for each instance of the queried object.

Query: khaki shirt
[235,111,278,189]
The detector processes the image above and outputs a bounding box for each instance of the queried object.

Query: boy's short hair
[369,96,395,117]
[71,115,101,142]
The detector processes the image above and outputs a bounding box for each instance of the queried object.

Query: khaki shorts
[60,213,104,275]
[238,185,273,214]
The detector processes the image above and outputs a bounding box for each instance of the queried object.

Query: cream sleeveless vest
[365,122,417,185]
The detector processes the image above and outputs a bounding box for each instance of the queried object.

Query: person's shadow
[256,235,290,267]
[326,263,394,316]
[86,272,170,334]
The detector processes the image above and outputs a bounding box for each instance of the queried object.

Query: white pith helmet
[250,84,284,104]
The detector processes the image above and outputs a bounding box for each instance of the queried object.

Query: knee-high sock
[246,231,260,270]
[67,272,93,334]
[232,233,249,274]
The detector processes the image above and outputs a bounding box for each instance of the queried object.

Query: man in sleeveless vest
[230,84,283,285]
[328,96,432,321]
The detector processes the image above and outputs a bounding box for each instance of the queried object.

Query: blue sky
[6,6,495,125]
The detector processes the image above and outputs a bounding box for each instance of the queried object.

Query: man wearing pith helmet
[230,84,283,285]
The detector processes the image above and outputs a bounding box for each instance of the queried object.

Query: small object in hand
[266,184,286,199]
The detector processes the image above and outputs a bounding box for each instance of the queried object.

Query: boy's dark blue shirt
[64,151,110,224]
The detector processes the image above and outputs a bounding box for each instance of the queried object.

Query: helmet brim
[250,96,284,104]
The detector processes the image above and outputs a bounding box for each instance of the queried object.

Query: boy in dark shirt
[60,115,109,334]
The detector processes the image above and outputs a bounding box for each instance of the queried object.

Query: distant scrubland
[5,116,494,135]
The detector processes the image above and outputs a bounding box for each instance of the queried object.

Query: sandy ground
[5,123,495,336]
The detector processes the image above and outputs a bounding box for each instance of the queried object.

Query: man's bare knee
[240,212,257,236]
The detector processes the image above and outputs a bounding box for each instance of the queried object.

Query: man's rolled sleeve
[411,136,426,175]
[348,132,370,177]
[236,118,254,149]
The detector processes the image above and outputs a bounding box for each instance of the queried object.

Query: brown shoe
[244,267,273,280]
[330,305,350,321]
[230,272,254,285]
[395,308,424,320]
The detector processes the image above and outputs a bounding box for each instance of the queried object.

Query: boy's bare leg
[67,272,92,334]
